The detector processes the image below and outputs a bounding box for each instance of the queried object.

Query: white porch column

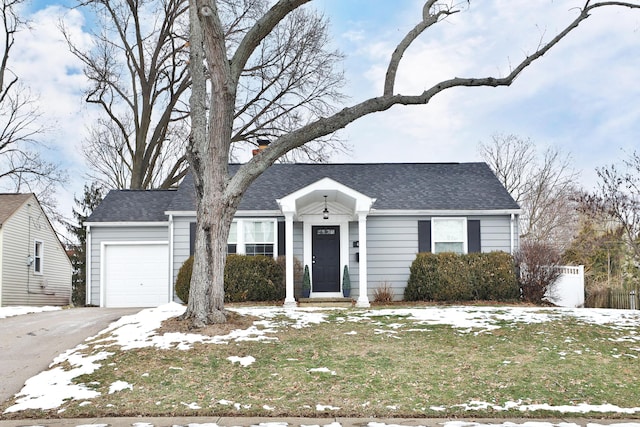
[283,213,297,308]
[356,212,370,307]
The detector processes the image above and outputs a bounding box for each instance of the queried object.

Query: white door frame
[302,214,350,298]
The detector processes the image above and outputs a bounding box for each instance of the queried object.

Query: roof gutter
[83,221,169,227]
[369,209,522,216]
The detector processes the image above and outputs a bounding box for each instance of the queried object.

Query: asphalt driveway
[0,307,141,404]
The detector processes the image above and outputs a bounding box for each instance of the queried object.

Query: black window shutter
[189,222,196,256]
[418,220,431,253]
[277,221,285,256]
[467,220,481,253]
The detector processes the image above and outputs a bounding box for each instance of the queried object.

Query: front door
[312,225,340,292]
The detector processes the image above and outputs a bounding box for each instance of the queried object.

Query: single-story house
[85,162,521,308]
[0,193,72,306]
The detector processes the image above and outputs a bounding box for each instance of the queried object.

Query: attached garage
[102,242,170,308]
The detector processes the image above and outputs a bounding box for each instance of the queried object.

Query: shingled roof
[0,193,32,226]
[88,163,519,223]
[87,189,176,222]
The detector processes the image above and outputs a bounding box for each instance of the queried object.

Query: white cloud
[9,5,99,230]
[327,1,640,192]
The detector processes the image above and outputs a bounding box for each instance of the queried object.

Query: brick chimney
[252,139,270,156]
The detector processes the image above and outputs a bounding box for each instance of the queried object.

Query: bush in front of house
[404,252,439,301]
[175,255,194,303]
[405,251,518,302]
[174,254,285,303]
[432,252,473,301]
[467,251,519,301]
[225,254,285,302]
[514,241,562,304]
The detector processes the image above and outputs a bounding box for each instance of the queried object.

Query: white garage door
[104,244,169,307]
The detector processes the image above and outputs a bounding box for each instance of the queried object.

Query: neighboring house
[85,163,521,308]
[0,194,72,307]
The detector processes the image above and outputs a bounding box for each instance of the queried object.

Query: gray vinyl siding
[172,216,195,285]
[1,198,72,307]
[474,215,516,252]
[170,216,303,291]
[348,214,515,301]
[293,222,303,261]
[88,225,168,306]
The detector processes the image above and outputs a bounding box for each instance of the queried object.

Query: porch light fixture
[322,195,329,220]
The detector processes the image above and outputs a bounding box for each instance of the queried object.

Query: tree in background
[66,182,104,306]
[578,151,640,288]
[64,0,345,190]
[0,0,66,216]
[563,220,628,305]
[478,133,580,249]
[63,0,191,190]
[184,0,640,326]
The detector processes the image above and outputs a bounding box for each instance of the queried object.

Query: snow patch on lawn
[228,355,256,367]
[108,380,133,394]
[4,351,110,412]
[308,367,336,375]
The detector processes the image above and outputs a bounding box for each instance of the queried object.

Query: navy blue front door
[312,225,340,292]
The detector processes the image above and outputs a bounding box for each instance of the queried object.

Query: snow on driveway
[0,305,60,319]
[3,303,640,417]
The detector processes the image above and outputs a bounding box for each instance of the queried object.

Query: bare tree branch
[478,134,581,249]
[0,0,67,215]
[64,0,191,190]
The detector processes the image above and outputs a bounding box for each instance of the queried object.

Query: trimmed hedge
[225,254,285,302]
[405,251,518,302]
[175,256,193,303]
[175,254,285,303]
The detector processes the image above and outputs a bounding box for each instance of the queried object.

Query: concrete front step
[298,297,354,308]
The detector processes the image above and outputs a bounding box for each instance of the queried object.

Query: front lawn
[2,303,639,420]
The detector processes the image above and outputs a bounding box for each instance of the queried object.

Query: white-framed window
[228,219,277,257]
[34,240,44,274]
[432,217,467,254]
[227,222,238,254]
[243,220,275,256]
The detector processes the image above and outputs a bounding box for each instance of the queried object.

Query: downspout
[27,203,32,300]
[168,214,174,303]
[510,213,515,254]
[85,224,91,305]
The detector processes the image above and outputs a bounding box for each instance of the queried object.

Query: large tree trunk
[182,0,238,326]
[184,182,234,326]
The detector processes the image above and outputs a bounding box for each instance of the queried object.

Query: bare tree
[0,0,66,206]
[514,240,562,304]
[580,151,640,266]
[184,0,640,326]
[479,134,580,248]
[66,0,345,190]
[64,0,191,190]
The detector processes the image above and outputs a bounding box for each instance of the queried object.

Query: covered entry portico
[277,178,375,308]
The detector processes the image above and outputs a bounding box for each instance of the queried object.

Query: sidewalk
[1,417,639,427]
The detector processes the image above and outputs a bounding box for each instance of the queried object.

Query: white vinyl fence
[545,265,585,308]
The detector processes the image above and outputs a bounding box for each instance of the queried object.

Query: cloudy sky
[6,0,640,226]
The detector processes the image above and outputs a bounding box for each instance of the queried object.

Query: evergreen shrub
[175,255,193,303]
[405,251,518,302]
[174,254,285,303]
[225,254,285,302]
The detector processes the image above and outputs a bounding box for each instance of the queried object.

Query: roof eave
[369,209,522,216]
[84,221,170,227]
